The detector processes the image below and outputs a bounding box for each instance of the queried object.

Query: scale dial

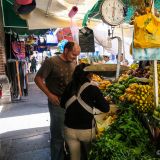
[101,0,125,26]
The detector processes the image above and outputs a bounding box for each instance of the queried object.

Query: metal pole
[46,0,53,16]
[86,52,90,64]
[121,26,125,60]
[1,0,5,27]
[110,36,122,79]
[152,0,159,108]
[153,61,159,107]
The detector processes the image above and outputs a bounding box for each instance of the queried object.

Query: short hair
[73,63,90,82]
[103,55,109,58]
[116,53,123,59]
[64,41,75,52]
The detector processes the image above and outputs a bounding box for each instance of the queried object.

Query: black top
[60,83,110,129]
[79,27,95,52]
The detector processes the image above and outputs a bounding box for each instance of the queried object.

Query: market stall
[81,0,160,159]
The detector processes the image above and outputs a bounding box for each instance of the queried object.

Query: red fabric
[56,27,73,42]
[16,0,32,5]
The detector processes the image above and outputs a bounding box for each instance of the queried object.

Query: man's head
[63,41,81,62]
[123,59,129,66]
[103,52,111,62]
[116,53,123,62]
[103,55,110,62]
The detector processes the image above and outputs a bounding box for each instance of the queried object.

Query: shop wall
[0,1,6,76]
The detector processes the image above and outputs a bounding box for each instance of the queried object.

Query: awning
[27,8,100,29]
[1,0,27,28]
[1,0,101,31]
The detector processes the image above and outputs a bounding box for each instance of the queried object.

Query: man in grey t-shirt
[34,42,80,160]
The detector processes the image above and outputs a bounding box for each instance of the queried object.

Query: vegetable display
[89,105,156,160]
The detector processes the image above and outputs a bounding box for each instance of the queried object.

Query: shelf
[84,64,129,77]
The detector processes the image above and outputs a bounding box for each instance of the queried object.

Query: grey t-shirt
[36,55,76,96]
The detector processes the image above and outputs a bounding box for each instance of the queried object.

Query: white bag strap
[77,82,102,114]
[77,82,91,97]
[77,96,93,114]
[65,82,93,115]
[65,95,77,109]
[65,82,103,115]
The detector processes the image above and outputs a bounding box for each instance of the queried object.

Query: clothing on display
[37,36,47,53]
[5,33,14,59]
[56,27,73,42]
[46,33,58,46]
[6,60,28,101]
[79,27,95,52]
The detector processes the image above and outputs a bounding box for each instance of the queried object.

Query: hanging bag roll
[134,11,160,48]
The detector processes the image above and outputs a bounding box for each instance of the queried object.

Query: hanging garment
[132,47,160,60]
[46,34,58,46]
[79,27,95,52]
[37,36,47,53]
[12,41,26,59]
[134,12,160,48]
[56,27,74,42]
[6,61,19,100]
[26,35,37,45]
[11,33,26,59]
[131,36,160,61]
[5,33,14,59]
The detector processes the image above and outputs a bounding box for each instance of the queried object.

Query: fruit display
[118,74,129,82]
[129,63,139,70]
[127,66,150,78]
[98,80,111,91]
[106,76,138,103]
[91,74,102,82]
[88,61,159,160]
[79,58,89,64]
[120,83,154,113]
[91,74,111,93]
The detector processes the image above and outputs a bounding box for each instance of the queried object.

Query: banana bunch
[120,83,154,113]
